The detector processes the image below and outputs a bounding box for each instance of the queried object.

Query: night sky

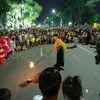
[36,0,100,23]
[37,0,64,23]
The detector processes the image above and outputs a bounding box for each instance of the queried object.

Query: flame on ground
[30,61,34,68]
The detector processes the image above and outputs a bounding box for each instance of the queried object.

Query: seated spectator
[0,88,11,100]
[16,40,21,52]
[11,38,16,55]
[62,76,84,100]
[22,43,27,51]
[34,67,62,100]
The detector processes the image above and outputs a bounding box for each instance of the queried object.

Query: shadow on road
[67,46,77,49]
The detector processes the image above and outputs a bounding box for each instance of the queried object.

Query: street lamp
[68,22,72,26]
[47,17,49,19]
[52,9,56,14]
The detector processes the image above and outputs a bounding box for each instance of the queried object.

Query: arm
[50,41,57,52]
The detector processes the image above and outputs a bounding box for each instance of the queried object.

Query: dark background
[37,0,64,23]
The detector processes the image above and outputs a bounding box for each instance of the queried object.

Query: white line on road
[78,45,93,54]
[40,48,43,57]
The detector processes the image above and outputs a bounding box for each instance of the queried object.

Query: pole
[34,52,50,66]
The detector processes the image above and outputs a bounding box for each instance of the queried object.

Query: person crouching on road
[50,34,68,70]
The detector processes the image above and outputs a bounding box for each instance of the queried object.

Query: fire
[30,61,34,68]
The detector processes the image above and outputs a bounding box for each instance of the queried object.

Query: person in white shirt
[18,33,22,43]
[73,35,78,47]
[33,95,43,100]
[24,33,28,41]
[11,38,16,55]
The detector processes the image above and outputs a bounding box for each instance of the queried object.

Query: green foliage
[64,0,100,25]
[0,0,11,14]
[0,0,42,26]
[5,0,42,28]
[86,0,100,7]
[81,6,99,24]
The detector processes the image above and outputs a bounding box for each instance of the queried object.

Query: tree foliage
[0,0,42,26]
[0,0,11,14]
[64,0,100,25]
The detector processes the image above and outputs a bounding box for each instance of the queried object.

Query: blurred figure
[62,76,84,100]
[73,35,78,47]
[37,67,61,100]
[0,36,12,65]
[86,30,91,45]
[95,33,100,64]
[11,38,16,55]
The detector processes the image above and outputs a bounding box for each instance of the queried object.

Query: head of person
[53,34,58,41]
[62,76,83,100]
[39,67,62,99]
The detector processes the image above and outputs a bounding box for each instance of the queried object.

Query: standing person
[73,35,78,47]
[11,38,16,55]
[18,32,22,43]
[50,34,68,70]
[86,30,91,45]
[95,33,100,64]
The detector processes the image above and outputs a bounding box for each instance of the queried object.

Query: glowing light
[28,79,31,81]
[68,22,72,26]
[30,61,34,68]
[86,89,88,93]
[52,9,56,13]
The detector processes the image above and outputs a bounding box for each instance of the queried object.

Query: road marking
[78,45,93,54]
[40,48,43,57]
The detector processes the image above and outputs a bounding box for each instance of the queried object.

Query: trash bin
[0,88,11,100]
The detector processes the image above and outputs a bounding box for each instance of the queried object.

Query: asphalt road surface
[0,43,100,100]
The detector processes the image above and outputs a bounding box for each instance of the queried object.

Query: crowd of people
[0,26,100,64]
[33,67,84,100]
[0,67,84,100]
[0,26,100,100]
[0,26,100,51]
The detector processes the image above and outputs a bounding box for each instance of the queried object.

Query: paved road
[0,43,100,100]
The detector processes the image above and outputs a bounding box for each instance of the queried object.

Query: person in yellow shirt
[50,34,68,70]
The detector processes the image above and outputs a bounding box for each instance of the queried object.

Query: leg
[55,47,64,70]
